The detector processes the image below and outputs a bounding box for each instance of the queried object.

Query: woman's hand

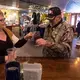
[5,52,16,62]
[24,32,34,40]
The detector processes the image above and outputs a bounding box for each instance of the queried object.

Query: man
[36,7,74,58]
[76,21,80,37]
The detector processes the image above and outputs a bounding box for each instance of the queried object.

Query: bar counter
[0,57,80,80]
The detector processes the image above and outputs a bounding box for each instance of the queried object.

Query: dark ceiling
[51,0,69,10]
[19,0,69,10]
[0,0,80,12]
[20,0,51,6]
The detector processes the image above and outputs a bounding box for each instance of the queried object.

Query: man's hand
[36,38,47,46]
[36,38,54,47]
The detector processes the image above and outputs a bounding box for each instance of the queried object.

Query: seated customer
[36,7,74,58]
[0,10,33,63]
[76,21,80,37]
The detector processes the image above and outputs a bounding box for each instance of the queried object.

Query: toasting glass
[31,31,41,45]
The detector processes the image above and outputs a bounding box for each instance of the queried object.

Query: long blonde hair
[0,10,13,40]
[0,10,4,16]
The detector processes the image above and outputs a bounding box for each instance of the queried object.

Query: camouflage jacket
[43,20,74,58]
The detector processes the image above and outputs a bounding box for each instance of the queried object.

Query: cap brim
[47,16,55,20]
[47,14,55,18]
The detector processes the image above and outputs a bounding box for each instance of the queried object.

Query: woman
[0,10,33,63]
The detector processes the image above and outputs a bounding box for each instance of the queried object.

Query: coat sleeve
[50,26,74,54]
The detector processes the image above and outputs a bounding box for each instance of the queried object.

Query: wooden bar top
[0,57,80,80]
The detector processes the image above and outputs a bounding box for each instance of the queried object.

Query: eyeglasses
[0,18,5,22]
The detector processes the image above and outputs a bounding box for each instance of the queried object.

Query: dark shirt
[0,30,27,64]
[0,30,13,63]
[76,21,80,33]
